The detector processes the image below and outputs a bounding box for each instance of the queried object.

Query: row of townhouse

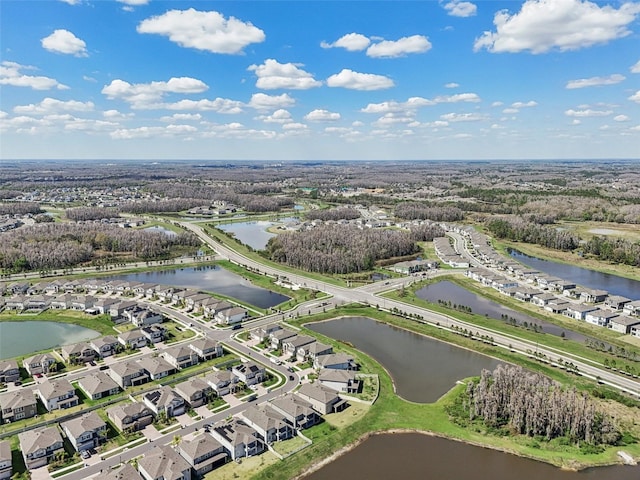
[433,237,470,268]
[464,268,640,335]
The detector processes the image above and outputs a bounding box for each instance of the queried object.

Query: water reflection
[104,265,289,309]
[305,433,638,480]
[218,217,298,251]
[308,316,500,403]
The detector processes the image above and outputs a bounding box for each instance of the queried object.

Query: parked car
[81,450,91,459]
[99,365,109,371]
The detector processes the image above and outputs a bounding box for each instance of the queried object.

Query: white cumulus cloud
[163,98,243,114]
[0,61,68,90]
[444,1,477,17]
[41,29,88,57]
[366,35,432,58]
[440,112,487,122]
[613,115,629,122]
[326,69,394,90]
[304,109,341,122]
[257,109,293,124]
[632,60,640,73]
[564,108,613,117]
[321,33,371,51]
[566,73,626,89]
[248,93,295,111]
[445,82,460,88]
[137,8,265,54]
[629,91,640,104]
[101,77,208,108]
[14,98,94,115]
[511,100,538,108]
[248,59,322,90]
[434,93,481,103]
[474,0,640,54]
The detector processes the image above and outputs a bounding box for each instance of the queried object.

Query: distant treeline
[0,223,200,272]
[394,202,464,222]
[305,207,361,221]
[65,207,121,222]
[0,202,42,216]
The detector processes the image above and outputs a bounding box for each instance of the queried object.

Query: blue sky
[1,0,639,161]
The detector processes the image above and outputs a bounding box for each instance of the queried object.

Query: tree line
[305,207,361,221]
[0,202,43,216]
[394,202,464,222]
[266,224,419,274]
[485,217,580,251]
[0,223,200,272]
[462,365,620,446]
[65,207,121,221]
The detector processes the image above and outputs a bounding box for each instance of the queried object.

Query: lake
[218,217,298,251]
[510,250,640,300]
[305,433,638,480]
[308,316,501,403]
[0,321,100,360]
[415,281,590,342]
[104,265,290,309]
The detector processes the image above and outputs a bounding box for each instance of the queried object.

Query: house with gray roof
[623,300,640,317]
[189,338,223,361]
[298,342,332,363]
[318,370,360,394]
[0,440,11,480]
[77,372,120,400]
[90,336,120,357]
[269,393,319,430]
[585,309,619,327]
[61,411,107,452]
[0,360,20,384]
[269,328,297,349]
[125,306,164,327]
[161,345,199,370]
[282,335,315,357]
[203,370,237,396]
[141,325,166,344]
[179,434,228,477]
[605,295,632,311]
[61,342,96,364]
[18,426,64,470]
[106,402,153,432]
[174,377,212,408]
[117,329,148,350]
[215,306,247,325]
[109,360,149,389]
[564,303,598,321]
[296,383,347,415]
[0,389,37,423]
[36,378,79,411]
[232,362,265,386]
[93,463,138,480]
[313,352,357,371]
[239,405,293,443]
[210,419,264,460]
[22,353,56,376]
[143,386,186,418]
[138,445,192,480]
[137,356,175,381]
[610,315,640,335]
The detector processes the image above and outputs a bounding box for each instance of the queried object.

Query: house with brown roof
[137,356,175,381]
[0,360,20,384]
[239,405,294,443]
[108,360,149,389]
[189,338,223,361]
[18,426,64,470]
[61,411,107,452]
[61,342,97,365]
[269,393,319,430]
[161,345,199,370]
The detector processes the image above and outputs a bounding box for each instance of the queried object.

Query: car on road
[89,361,96,366]
[99,365,109,371]
[14,381,22,386]
[289,375,295,381]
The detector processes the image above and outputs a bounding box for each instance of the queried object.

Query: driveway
[141,424,162,441]
[29,466,52,480]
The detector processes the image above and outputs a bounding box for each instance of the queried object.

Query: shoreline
[295,428,637,479]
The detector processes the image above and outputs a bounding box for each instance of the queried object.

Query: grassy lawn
[271,435,310,457]
[353,375,379,403]
[164,321,196,342]
[204,451,280,480]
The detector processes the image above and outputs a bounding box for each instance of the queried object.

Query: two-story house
[0,360,20,384]
[204,370,237,396]
[0,440,11,480]
[106,402,154,433]
[61,342,96,365]
[0,389,38,423]
[23,353,57,376]
[239,405,293,443]
[77,372,120,400]
[232,362,265,387]
[37,378,79,412]
[174,377,212,408]
[143,386,186,418]
[297,383,347,415]
[189,338,223,361]
[90,336,120,358]
[138,445,192,480]
[161,346,199,370]
[18,426,64,470]
[179,435,228,477]
[108,360,149,389]
[61,411,107,452]
[269,393,319,430]
[210,419,264,460]
[117,330,148,350]
[137,356,175,381]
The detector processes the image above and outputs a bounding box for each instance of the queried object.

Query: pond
[415,281,590,342]
[510,250,640,300]
[0,321,100,360]
[104,265,290,309]
[305,433,638,480]
[217,217,298,251]
[308,316,501,403]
